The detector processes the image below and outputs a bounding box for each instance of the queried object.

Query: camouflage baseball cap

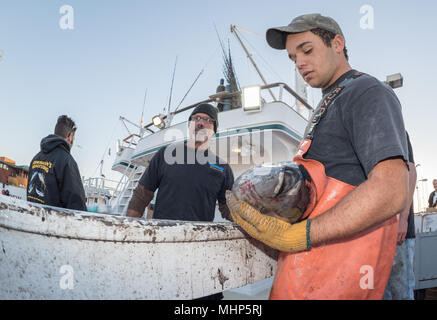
[266,13,344,50]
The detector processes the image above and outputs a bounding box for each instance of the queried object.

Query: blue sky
[1,0,436,199]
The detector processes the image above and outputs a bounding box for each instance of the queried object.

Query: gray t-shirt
[304,70,409,187]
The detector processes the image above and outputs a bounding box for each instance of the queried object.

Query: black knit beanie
[189,103,218,133]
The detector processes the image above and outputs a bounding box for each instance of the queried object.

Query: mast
[230,25,276,101]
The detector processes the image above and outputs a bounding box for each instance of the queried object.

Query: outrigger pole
[167,56,178,114]
[230,25,276,101]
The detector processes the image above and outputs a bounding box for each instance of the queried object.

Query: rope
[233,25,264,39]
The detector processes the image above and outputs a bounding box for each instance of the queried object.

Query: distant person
[5,190,9,196]
[127,103,234,300]
[2,189,6,196]
[223,84,233,111]
[216,78,226,93]
[428,179,437,208]
[27,115,86,211]
[216,78,226,112]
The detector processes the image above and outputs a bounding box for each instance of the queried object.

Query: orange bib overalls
[269,73,398,300]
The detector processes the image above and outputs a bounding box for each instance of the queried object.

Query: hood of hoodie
[40,134,71,154]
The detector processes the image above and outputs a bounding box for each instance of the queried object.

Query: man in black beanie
[187,103,218,149]
[126,103,234,300]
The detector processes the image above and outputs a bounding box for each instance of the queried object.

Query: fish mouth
[273,165,302,197]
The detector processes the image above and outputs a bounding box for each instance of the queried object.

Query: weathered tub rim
[0,195,250,244]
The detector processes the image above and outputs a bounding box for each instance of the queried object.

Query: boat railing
[122,133,140,148]
[117,133,141,154]
[141,82,313,135]
[83,177,119,205]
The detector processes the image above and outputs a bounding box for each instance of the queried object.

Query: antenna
[140,89,148,133]
[174,69,204,112]
[167,56,178,114]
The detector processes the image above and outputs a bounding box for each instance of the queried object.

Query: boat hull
[0,195,277,299]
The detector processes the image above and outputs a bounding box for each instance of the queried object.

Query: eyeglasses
[191,115,215,124]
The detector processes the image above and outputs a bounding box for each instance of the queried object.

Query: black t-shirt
[138,143,234,222]
[304,70,409,187]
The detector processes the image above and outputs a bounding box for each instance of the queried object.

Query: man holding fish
[227,14,414,299]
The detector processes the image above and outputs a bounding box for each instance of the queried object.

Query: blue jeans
[383,238,415,300]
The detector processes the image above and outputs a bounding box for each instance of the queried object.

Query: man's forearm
[218,203,232,221]
[310,158,408,246]
[126,184,154,218]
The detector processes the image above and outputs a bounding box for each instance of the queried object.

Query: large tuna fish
[232,162,309,224]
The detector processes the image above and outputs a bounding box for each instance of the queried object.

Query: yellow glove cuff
[226,191,311,253]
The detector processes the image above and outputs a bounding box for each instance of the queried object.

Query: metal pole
[279,84,284,101]
[231,25,276,101]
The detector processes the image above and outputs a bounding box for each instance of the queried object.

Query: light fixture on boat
[152,114,166,129]
[385,73,403,89]
[242,85,263,112]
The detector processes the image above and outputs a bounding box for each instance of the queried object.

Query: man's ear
[332,35,345,55]
[66,132,74,146]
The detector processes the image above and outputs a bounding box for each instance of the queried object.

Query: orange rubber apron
[269,73,398,300]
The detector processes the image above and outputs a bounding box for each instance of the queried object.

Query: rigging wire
[174,69,204,112]
[232,25,264,39]
[237,30,285,83]
[173,37,222,113]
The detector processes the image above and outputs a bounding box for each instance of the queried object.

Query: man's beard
[193,127,214,143]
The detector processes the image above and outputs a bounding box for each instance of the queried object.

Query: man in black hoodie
[27,115,87,211]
